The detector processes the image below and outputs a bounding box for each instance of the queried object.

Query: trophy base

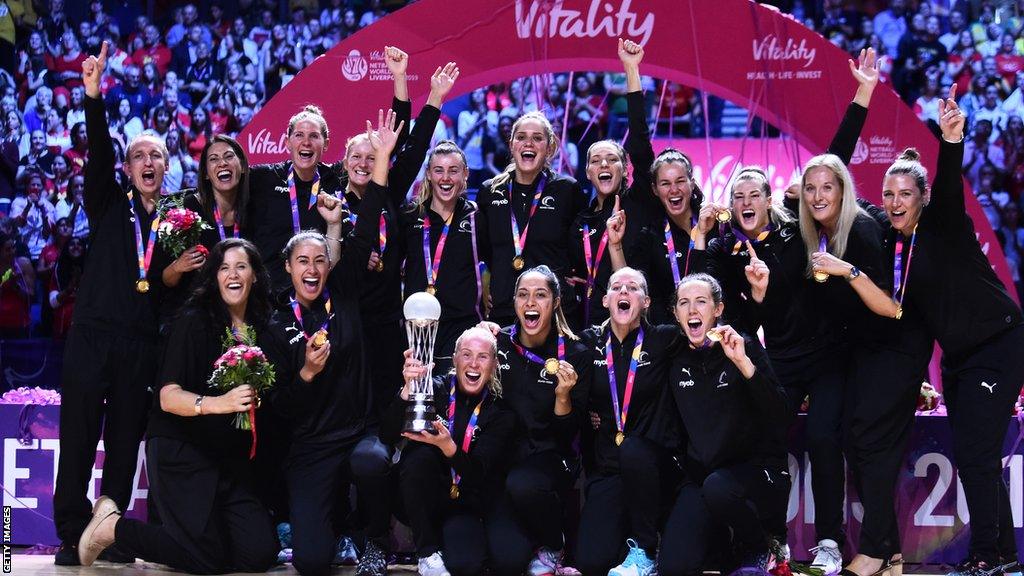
[402,397,437,433]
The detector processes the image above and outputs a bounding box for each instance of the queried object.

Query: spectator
[996,201,1023,294]
[52,173,88,238]
[1004,70,1024,118]
[49,233,86,339]
[0,231,34,338]
[262,24,299,98]
[44,108,70,153]
[995,33,1024,86]
[360,0,387,28]
[484,114,514,177]
[104,64,152,121]
[35,215,72,336]
[109,97,144,145]
[976,83,1010,141]
[17,31,49,102]
[45,153,71,202]
[978,22,1004,58]
[965,119,1006,188]
[133,24,173,76]
[17,130,54,180]
[64,122,87,174]
[248,9,274,48]
[65,87,85,129]
[186,106,211,161]
[163,129,195,193]
[939,9,967,52]
[48,31,87,92]
[218,19,259,69]
[23,85,52,134]
[182,41,219,107]
[150,106,173,139]
[873,0,909,58]
[948,30,981,97]
[10,170,54,262]
[4,109,29,159]
[457,88,497,192]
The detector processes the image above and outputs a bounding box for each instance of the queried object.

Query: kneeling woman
[384,327,516,576]
[488,265,592,576]
[658,273,790,576]
[77,238,279,574]
[261,230,391,576]
[576,267,682,576]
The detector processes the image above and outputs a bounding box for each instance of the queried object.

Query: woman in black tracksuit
[478,114,589,327]
[693,49,882,564]
[487,265,592,576]
[820,95,1024,574]
[575,266,682,576]
[77,238,278,574]
[383,327,516,576]
[659,273,790,575]
[151,135,251,332]
[567,39,660,329]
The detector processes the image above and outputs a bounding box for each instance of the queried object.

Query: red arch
[241,0,1014,291]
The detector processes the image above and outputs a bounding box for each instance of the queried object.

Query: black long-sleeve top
[260,262,374,444]
[568,92,660,328]
[667,335,787,475]
[73,95,159,340]
[581,321,681,475]
[890,139,1023,360]
[146,311,253,459]
[150,190,243,328]
[479,170,588,320]
[381,376,517,505]
[495,326,593,462]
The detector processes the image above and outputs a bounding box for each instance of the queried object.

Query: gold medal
[312,329,328,349]
[895,306,903,320]
[615,431,625,446]
[375,260,384,272]
[426,285,436,296]
[813,271,829,283]
[135,279,149,293]
[544,358,561,375]
[449,484,459,499]
[716,209,731,223]
[512,256,525,271]
[706,328,723,343]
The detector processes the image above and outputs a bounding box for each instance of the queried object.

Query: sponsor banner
[239,0,1013,296]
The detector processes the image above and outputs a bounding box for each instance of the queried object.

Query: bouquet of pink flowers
[208,325,275,457]
[157,196,211,257]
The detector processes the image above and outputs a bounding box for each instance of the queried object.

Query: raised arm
[384,45,411,154]
[82,41,120,221]
[827,48,880,164]
[619,39,658,214]
[929,85,968,231]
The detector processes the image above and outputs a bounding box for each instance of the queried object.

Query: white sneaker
[608,539,657,576]
[529,548,563,576]
[417,552,451,576]
[809,539,843,576]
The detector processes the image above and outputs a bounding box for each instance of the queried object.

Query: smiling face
[454,332,497,396]
[287,119,327,175]
[802,165,843,229]
[882,173,928,233]
[731,177,771,236]
[217,246,255,312]
[674,279,723,347]
[515,272,557,340]
[205,141,243,194]
[511,117,552,179]
[603,268,649,330]
[427,152,467,205]
[343,135,374,189]
[125,135,167,195]
[586,142,625,199]
[654,162,693,218]
[286,238,329,306]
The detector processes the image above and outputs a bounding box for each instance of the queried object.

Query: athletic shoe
[276,522,292,549]
[809,539,843,576]
[947,559,1005,576]
[417,552,451,576]
[528,547,563,576]
[608,538,657,576]
[277,548,293,565]
[98,544,135,563]
[53,543,80,566]
[999,560,1022,576]
[333,535,359,566]
[78,496,121,566]
[356,539,388,576]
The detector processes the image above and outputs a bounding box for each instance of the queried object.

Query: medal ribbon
[289,289,332,339]
[665,216,697,284]
[287,168,321,234]
[447,374,488,490]
[818,232,828,254]
[213,205,239,240]
[470,212,483,321]
[423,213,452,289]
[582,223,609,321]
[893,226,917,309]
[509,325,565,367]
[378,213,387,258]
[509,172,548,263]
[127,191,160,285]
[606,326,644,437]
[731,224,774,255]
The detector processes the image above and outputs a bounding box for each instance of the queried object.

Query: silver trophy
[403,291,442,432]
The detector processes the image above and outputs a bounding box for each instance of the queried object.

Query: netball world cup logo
[342,49,369,81]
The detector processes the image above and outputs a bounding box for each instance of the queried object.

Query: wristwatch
[847,266,861,281]
[194,395,205,415]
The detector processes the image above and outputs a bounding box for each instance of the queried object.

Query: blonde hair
[452,326,502,398]
[489,112,558,193]
[799,154,864,276]
[415,140,469,214]
[730,166,793,226]
[287,104,329,140]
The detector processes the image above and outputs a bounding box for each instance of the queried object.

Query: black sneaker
[98,544,135,563]
[54,542,80,566]
[355,539,388,576]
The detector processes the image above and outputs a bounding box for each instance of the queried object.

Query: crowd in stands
[1,0,1023,339]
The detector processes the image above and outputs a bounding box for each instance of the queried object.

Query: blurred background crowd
[1,0,1023,339]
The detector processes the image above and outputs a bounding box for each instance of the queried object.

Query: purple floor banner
[1,403,1021,561]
